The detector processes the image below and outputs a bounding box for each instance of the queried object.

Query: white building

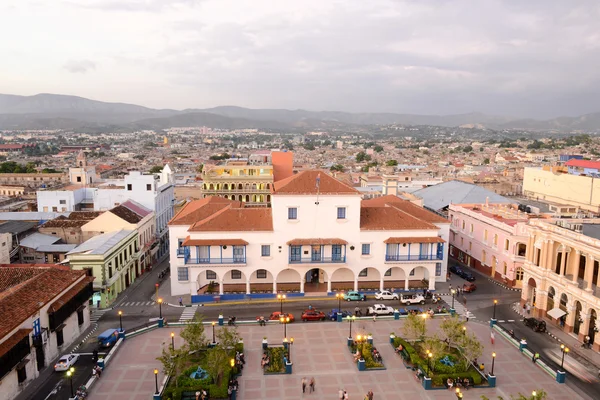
[37,155,175,258]
[169,171,449,297]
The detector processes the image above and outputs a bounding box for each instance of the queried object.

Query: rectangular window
[146,184,152,191]
[288,207,297,220]
[436,263,442,276]
[52,206,58,212]
[56,329,64,347]
[59,199,66,205]
[256,269,267,279]
[359,268,367,277]
[53,254,60,263]
[470,224,474,234]
[361,244,370,255]
[177,267,189,281]
[206,270,217,280]
[462,221,465,230]
[469,242,472,251]
[77,309,84,325]
[108,266,112,278]
[127,184,132,191]
[504,239,510,251]
[76,176,82,183]
[290,245,302,261]
[332,245,342,261]
[17,366,27,384]
[337,207,346,219]
[484,230,488,242]
[261,245,270,257]
[231,270,242,279]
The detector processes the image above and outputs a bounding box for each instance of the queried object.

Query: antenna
[315,173,321,205]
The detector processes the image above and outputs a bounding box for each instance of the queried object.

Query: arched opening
[574,301,583,335]
[245,183,250,190]
[209,184,214,190]
[546,286,555,311]
[252,183,257,190]
[304,268,328,293]
[238,183,242,190]
[526,277,537,306]
[276,268,302,293]
[249,269,274,293]
[356,267,381,291]
[559,293,568,312]
[589,309,597,344]
[222,269,247,293]
[245,195,250,202]
[258,194,264,203]
[266,183,271,189]
[330,267,355,291]
[196,269,220,295]
[491,256,497,277]
[223,184,229,190]
[382,266,407,291]
[267,194,271,203]
[408,266,430,289]
[252,194,258,202]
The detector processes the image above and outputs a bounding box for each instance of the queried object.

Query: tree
[480,389,547,400]
[463,145,473,153]
[133,154,144,160]
[373,145,383,153]
[439,316,465,350]
[303,143,316,151]
[458,332,482,370]
[356,151,367,162]
[330,164,345,172]
[386,160,398,166]
[422,333,446,363]
[179,316,208,353]
[156,346,189,388]
[483,158,490,164]
[197,164,204,173]
[205,346,230,386]
[479,147,484,152]
[402,313,427,340]
[149,165,163,174]
[216,327,241,357]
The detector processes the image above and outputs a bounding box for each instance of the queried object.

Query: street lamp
[420,313,428,336]
[118,310,123,331]
[66,367,74,398]
[428,352,433,373]
[230,358,235,369]
[171,332,175,350]
[212,321,216,344]
[158,298,163,319]
[336,292,343,312]
[451,289,456,309]
[280,316,290,338]
[532,391,537,398]
[491,352,496,375]
[277,294,286,314]
[462,326,466,335]
[347,315,356,338]
[560,344,570,370]
[154,368,159,394]
[425,351,431,375]
[289,337,294,362]
[493,299,498,320]
[455,388,463,399]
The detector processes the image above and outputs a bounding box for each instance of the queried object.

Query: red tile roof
[384,237,445,244]
[565,159,600,169]
[170,197,237,225]
[360,207,438,230]
[273,170,359,195]
[189,207,273,232]
[48,276,94,313]
[182,238,248,246]
[362,195,448,224]
[286,238,348,245]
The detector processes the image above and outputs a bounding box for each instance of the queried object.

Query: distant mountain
[0,93,599,131]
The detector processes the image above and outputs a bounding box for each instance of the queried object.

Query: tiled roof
[0,265,86,339]
[41,212,104,228]
[169,197,236,225]
[121,200,152,218]
[48,276,94,313]
[565,159,600,169]
[360,207,438,230]
[384,237,445,244]
[286,238,348,245]
[362,195,449,224]
[189,207,273,232]
[110,205,143,224]
[182,238,248,246]
[273,170,359,195]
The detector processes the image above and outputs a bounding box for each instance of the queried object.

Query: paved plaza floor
[88,318,588,400]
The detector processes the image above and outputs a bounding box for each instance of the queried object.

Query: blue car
[327,309,352,321]
[343,291,366,302]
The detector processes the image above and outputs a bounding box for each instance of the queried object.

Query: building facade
[0,265,93,400]
[170,171,449,298]
[448,203,533,287]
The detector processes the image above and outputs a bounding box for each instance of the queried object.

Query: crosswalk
[116,301,156,307]
[90,309,111,324]
[439,295,477,320]
[179,305,198,322]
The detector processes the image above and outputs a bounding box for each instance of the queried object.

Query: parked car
[461,271,476,282]
[449,265,464,275]
[367,304,395,316]
[524,318,546,333]
[327,309,352,321]
[400,293,426,305]
[54,354,79,372]
[344,291,366,301]
[462,282,477,293]
[97,329,120,348]
[375,290,399,300]
[301,310,327,321]
[261,312,295,323]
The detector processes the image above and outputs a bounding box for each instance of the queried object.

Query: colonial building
[169,171,449,298]
[0,265,93,400]
[522,218,600,349]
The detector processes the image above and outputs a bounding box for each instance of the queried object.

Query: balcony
[177,248,188,258]
[184,254,246,265]
[289,256,346,264]
[385,254,442,262]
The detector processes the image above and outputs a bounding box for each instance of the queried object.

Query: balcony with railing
[384,240,444,263]
[289,255,346,264]
[180,240,247,265]
[385,254,442,262]
[184,254,246,265]
[287,241,348,265]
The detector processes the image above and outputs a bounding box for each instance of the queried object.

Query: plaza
[88,318,586,400]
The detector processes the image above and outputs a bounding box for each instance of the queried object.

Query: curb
[487,278,521,292]
[72,323,99,352]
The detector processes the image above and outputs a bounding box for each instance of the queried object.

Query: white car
[375,290,399,301]
[54,354,79,372]
[367,304,395,316]
[400,294,426,305]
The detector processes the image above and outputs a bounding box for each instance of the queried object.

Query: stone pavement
[88,318,588,400]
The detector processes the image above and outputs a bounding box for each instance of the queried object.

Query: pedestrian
[368,389,374,400]
[179,297,183,306]
[95,366,102,378]
[522,303,526,314]
[339,389,344,399]
[309,377,315,393]
[195,391,201,400]
[526,304,531,315]
[532,352,540,364]
[302,377,307,393]
[449,284,452,292]
[344,390,349,400]
[465,309,469,322]
[373,314,377,323]
[490,330,495,345]
[227,385,233,400]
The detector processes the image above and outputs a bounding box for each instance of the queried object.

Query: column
[540,240,548,269]
[571,250,581,284]
[404,274,409,291]
[300,278,305,294]
[272,280,277,294]
[585,255,595,291]
[526,235,534,261]
[578,313,591,342]
[327,279,332,293]
[246,280,251,295]
[564,304,576,333]
[594,321,600,352]
[353,278,358,291]
[219,280,224,295]
[428,267,435,290]
[560,247,567,276]
[379,277,384,292]
[544,240,553,270]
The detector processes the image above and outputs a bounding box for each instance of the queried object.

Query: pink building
[448,203,542,288]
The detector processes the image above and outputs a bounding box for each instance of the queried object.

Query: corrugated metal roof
[0,221,37,234]
[412,180,513,211]
[67,230,135,256]
[19,233,61,248]
[35,244,77,253]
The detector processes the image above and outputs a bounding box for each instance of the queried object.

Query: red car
[463,282,477,293]
[301,310,326,322]
[257,312,295,323]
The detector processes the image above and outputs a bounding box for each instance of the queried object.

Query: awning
[53,323,66,332]
[0,329,32,359]
[16,358,30,369]
[48,277,94,313]
[384,237,445,244]
[182,238,249,246]
[286,238,348,245]
[547,308,567,320]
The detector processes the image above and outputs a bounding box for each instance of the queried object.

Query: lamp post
[280,316,290,338]
[336,292,343,311]
[451,289,456,309]
[289,337,294,362]
[154,369,159,394]
[347,315,356,338]
[462,326,466,335]
[491,352,496,375]
[158,298,163,319]
[171,332,175,350]
[118,310,123,331]
[428,352,433,373]
[455,388,463,399]
[560,344,570,370]
[425,351,431,375]
[493,299,498,320]
[230,358,235,371]
[421,313,428,337]
[277,294,286,314]
[532,391,537,398]
[212,321,216,343]
[66,367,74,398]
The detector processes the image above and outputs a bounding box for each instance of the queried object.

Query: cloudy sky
[1,0,599,118]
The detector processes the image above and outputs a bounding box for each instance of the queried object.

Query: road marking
[508,319,515,322]
[179,305,198,322]
[498,320,506,323]
[90,309,111,323]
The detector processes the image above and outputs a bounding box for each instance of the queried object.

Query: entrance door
[125,272,130,287]
[332,245,342,261]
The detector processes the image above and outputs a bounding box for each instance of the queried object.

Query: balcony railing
[177,248,189,258]
[289,256,346,264]
[385,254,442,262]
[202,188,271,193]
[184,255,246,265]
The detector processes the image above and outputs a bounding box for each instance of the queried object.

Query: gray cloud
[63,60,97,74]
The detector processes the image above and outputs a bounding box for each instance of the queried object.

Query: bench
[444,377,474,389]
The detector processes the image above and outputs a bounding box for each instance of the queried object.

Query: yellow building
[522,218,600,349]
[201,162,273,207]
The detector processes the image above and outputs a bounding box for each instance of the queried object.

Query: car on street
[375,290,399,300]
[327,309,352,320]
[523,317,546,332]
[400,293,426,305]
[97,329,120,347]
[301,310,327,321]
[261,312,295,322]
[449,265,464,275]
[462,282,477,293]
[344,291,366,301]
[54,354,79,372]
[461,271,476,282]
[366,304,395,316]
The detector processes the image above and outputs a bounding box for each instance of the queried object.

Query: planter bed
[262,345,288,375]
[348,341,386,371]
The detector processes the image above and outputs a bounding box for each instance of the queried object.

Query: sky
[1,0,599,118]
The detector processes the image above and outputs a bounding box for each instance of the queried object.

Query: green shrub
[432,371,482,387]
[265,347,286,373]
[359,343,383,369]
[432,354,467,374]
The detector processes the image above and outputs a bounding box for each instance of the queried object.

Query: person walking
[526,304,531,315]
[179,297,183,306]
[302,377,307,393]
[309,377,315,393]
[532,352,540,364]
[339,388,345,399]
[490,330,495,345]
[367,389,374,400]
[344,391,349,400]
[373,314,377,323]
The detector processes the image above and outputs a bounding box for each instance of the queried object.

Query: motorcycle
[228,316,237,326]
